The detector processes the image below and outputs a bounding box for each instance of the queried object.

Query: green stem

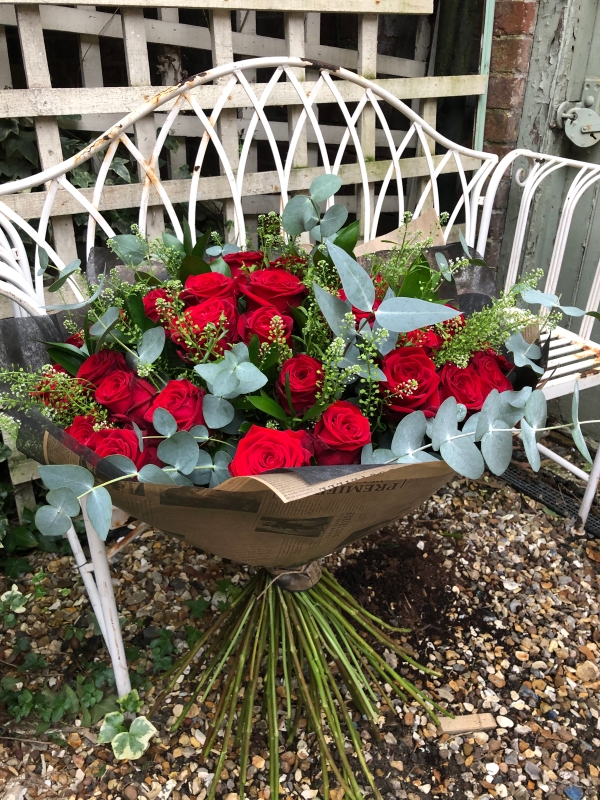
[321,569,411,633]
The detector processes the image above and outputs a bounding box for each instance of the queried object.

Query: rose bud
[64,415,98,448]
[180,272,239,307]
[237,305,293,347]
[380,347,441,419]
[276,355,323,415]
[313,400,371,466]
[439,362,485,411]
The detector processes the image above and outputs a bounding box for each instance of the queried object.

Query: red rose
[313,401,371,466]
[142,288,171,324]
[237,305,293,347]
[65,415,98,448]
[470,351,513,395]
[180,273,239,307]
[223,250,265,279]
[95,370,157,426]
[240,268,307,314]
[269,254,307,271]
[65,331,84,348]
[94,428,162,471]
[339,290,382,326]
[229,425,313,477]
[442,308,466,337]
[277,355,323,415]
[31,368,69,412]
[440,363,485,411]
[77,350,128,390]
[144,379,206,431]
[404,327,443,352]
[380,347,441,419]
[174,297,238,355]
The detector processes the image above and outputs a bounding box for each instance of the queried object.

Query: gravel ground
[1,472,599,800]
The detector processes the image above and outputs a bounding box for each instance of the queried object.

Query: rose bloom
[237,305,293,347]
[269,254,308,271]
[95,370,156,426]
[65,415,98,448]
[313,401,371,466]
[276,355,323,415]
[240,268,307,314]
[440,363,485,411]
[144,379,206,431]
[339,290,382,326]
[229,425,313,477]
[223,250,265,279]
[404,327,443,353]
[94,428,162,470]
[77,350,128,390]
[142,288,172,324]
[470,351,513,395]
[380,347,441,418]
[65,331,84,348]
[180,272,239,307]
[31,368,70,412]
[173,297,238,355]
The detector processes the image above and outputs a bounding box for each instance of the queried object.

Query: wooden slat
[14,0,434,13]
[357,13,377,238]
[0,155,482,220]
[0,6,426,79]
[439,714,496,735]
[16,4,78,264]
[0,24,12,90]
[0,74,487,118]
[78,5,104,88]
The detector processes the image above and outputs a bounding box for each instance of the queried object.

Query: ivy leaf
[38,465,94,496]
[97,711,126,744]
[481,421,513,475]
[327,241,374,313]
[112,716,157,760]
[375,297,460,333]
[391,411,427,458]
[157,431,199,475]
[520,418,540,471]
[46,487,80,518]
[47,259,81,293]
[571,382,592,464]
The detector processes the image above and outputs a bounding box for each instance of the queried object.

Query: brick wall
[484,0,540,267]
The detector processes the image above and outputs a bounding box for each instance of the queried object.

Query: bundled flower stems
[1,175,591,793]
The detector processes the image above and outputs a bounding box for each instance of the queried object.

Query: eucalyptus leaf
[110,234,148,266]
[153,408,177,437]
[504,332,544,374]
[192,450,213,485]
[37,246,49,275]
[190,425,209,442]
[38,465,94,497]
[524,389,547,430]
[85,487,113,541]
[456,404,467,422]
[361,444,374,464]
[203,395,235,429]
[558,304,586,316]
[138,327,165,365]
[157,431,199,475]
[48,259,81,293]
[35,505,72,538]
[520,418,540,471]
[234,362,267,394]
[458,229,470,256]
[132,421,144,452]
[496,387,532,427]
[327,241,374,313]
[475,389,500,441]
[44,274,106,311]
[571,382,592,464]
[282,195,316,236]
[313,282,354,338]
[391,411,427,458]
[46,487,80,517]
[102,455,138,475]
[211,367,239,397]
[520,287,559,307]
[210,256,231,277]
[396,450,439,464]
[462,413,480,439]
[375,297,460,333]
[430,396,459,452]
[481,422,513,475]
[137,465,177,485]
[440,436,485,480]
[371,448,394,464]
[434,252,452,281]
[319,204,348,239]
[206,245,223,257]
[170,472,194,486]
[89,306,120,339]
[310,173,342,203]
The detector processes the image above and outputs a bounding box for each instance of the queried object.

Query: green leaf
[35,505,72,538]
[86,487,113,541]
[375,297,460,333]
[282,195,318,236]
[524,389,547,430]
[153,407,177,437]
[124,293,156,333]
[138,326,165,365]
[248,334,260,367]
[48,259,81,293]
[138,465,177,485]
[317,204,348,239]
[327,241,374,313]
[179,253,211,283]
[110,731,146,760]
[134,271,162,288]
[391,411,427,458]
[440,436,485,480]
[247,394,290,423]
[45,343,87,377]
[185,597,210,619]
[192,230,211,260]
[333,220,359,255]
[46,487,80,517]
[398,264,437,300]
[110,234,148,267]
[520,418,540,471]
[430,396,460,452]
[234,362,268,394]
[313,282,354,338]
[586,310,600,323]
[481,421,513,476]
[202,395,235,429]
[521,287,559,307]
[157,431,199,475]
[301,403,326,422]
[571,382,592,464]
[102,455,138,475]
[38,465,94,496]
[182,217,194,256]
[209,256,231,277]
[162,232,184,253]
[117,689,143,714]
[310,173,342,203]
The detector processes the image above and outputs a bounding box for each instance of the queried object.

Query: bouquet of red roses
[1,172,588,543]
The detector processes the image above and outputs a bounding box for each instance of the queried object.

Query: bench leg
[577,443,600,532]
[79,496,132,698]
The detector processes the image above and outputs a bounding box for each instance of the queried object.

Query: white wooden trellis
[0,0,486,265]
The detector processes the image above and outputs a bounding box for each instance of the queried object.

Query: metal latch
[557,78,600,148]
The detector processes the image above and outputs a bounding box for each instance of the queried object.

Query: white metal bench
[0,56,598,525]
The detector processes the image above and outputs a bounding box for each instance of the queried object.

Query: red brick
[492,176,512,210]
[494,1,538,37]
[484,109,520,144]
[490,36,533,74]
[484,239,502,270]
[487,74,526,109]
[488,209,507,241]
